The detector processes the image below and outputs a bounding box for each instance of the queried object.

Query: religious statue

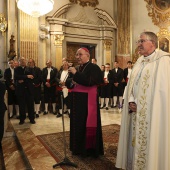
[8,35,16,60]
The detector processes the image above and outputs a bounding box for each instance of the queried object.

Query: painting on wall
[155,0,170,10]
[69,0,99,7]
[159,37,169,52]
[144,0,170,28]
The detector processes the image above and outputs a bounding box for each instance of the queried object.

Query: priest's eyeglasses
[136,39,150,44]
[75,53,87,57]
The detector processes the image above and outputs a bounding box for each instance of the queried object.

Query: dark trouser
[56,90,71,109]
[0,111,5,145]
[44,85,56,103]
[7,89,18,105]
[17,90,35,122]
[100,84,113,98]
[34,86,41,104]
[113,84,123,96]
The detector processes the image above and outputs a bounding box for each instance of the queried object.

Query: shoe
[30,120,36,124]
[64,110,69,114]
[16,115,20,119]
[43,111,48,115]
[53,111,57,115]
[111,105,114,108]
[113,105,117,108]
[35,114,39,118]
[19,120,25,125]
[56,113,62,118]
[106,107,109,110]
[100,106,104,109]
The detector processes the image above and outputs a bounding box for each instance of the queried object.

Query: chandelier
[16,0,54,17]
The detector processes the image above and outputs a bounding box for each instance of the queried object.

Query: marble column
[103,40,112,65]
[117,0,131,69]
[54,34,64,69]
[0,0,7,70]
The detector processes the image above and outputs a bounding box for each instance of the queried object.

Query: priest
[66,47,104,157]
[116,31,170,170]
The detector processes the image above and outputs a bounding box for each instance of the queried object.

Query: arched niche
[46,3,117,67]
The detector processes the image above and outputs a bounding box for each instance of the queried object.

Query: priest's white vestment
[116,49,170,170]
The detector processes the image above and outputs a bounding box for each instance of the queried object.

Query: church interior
[0,0,169,169]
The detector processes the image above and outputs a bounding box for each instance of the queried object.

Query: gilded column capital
[54,34,64,46]
[103,40,112,50]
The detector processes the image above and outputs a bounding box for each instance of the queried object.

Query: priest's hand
[68,67,77,74]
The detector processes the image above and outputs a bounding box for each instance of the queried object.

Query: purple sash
[71,84,97,149]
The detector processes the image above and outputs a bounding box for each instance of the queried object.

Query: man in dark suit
[0,80,7,150]
[56,61,73,118]
[27,58,42,118]
[123,61,132,86]
[42,60,58,115]
[14,57,35,125]
[4,60,19,118]
[100,63,114,110]
[111,61,124,108]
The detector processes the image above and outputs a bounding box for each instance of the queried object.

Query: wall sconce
[0,13,7,34]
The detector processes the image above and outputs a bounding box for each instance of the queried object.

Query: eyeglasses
[136,39,151,44]
[75,53,87,57]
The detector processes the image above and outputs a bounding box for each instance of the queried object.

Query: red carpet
[37,124,120,170]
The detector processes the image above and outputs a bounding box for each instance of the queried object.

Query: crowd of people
[0,54,132,125]
[1,31,169,169]
[0,47,132,156]
[97,60,132,111]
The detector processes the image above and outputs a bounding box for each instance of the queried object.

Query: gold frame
[69,0,99,7]
[0,13,7,32]
[157,28,170,52]
[144,0,170,28]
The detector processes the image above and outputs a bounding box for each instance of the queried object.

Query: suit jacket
[4,68,15,90]
[42,66,58,86]
[0,81,7,113]
[70,62,103,86]
[56,69,73,86]
[123,68,128,81]
[111,67,124,84]
[32,66,42,86]
[101,70,114,85]
[14,66,34,96]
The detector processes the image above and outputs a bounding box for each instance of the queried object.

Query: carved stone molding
[51,3,73,18]
[144,0,170,28]
[69,0,99,7]
[94,8,117,28]
[68,9,100,25]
